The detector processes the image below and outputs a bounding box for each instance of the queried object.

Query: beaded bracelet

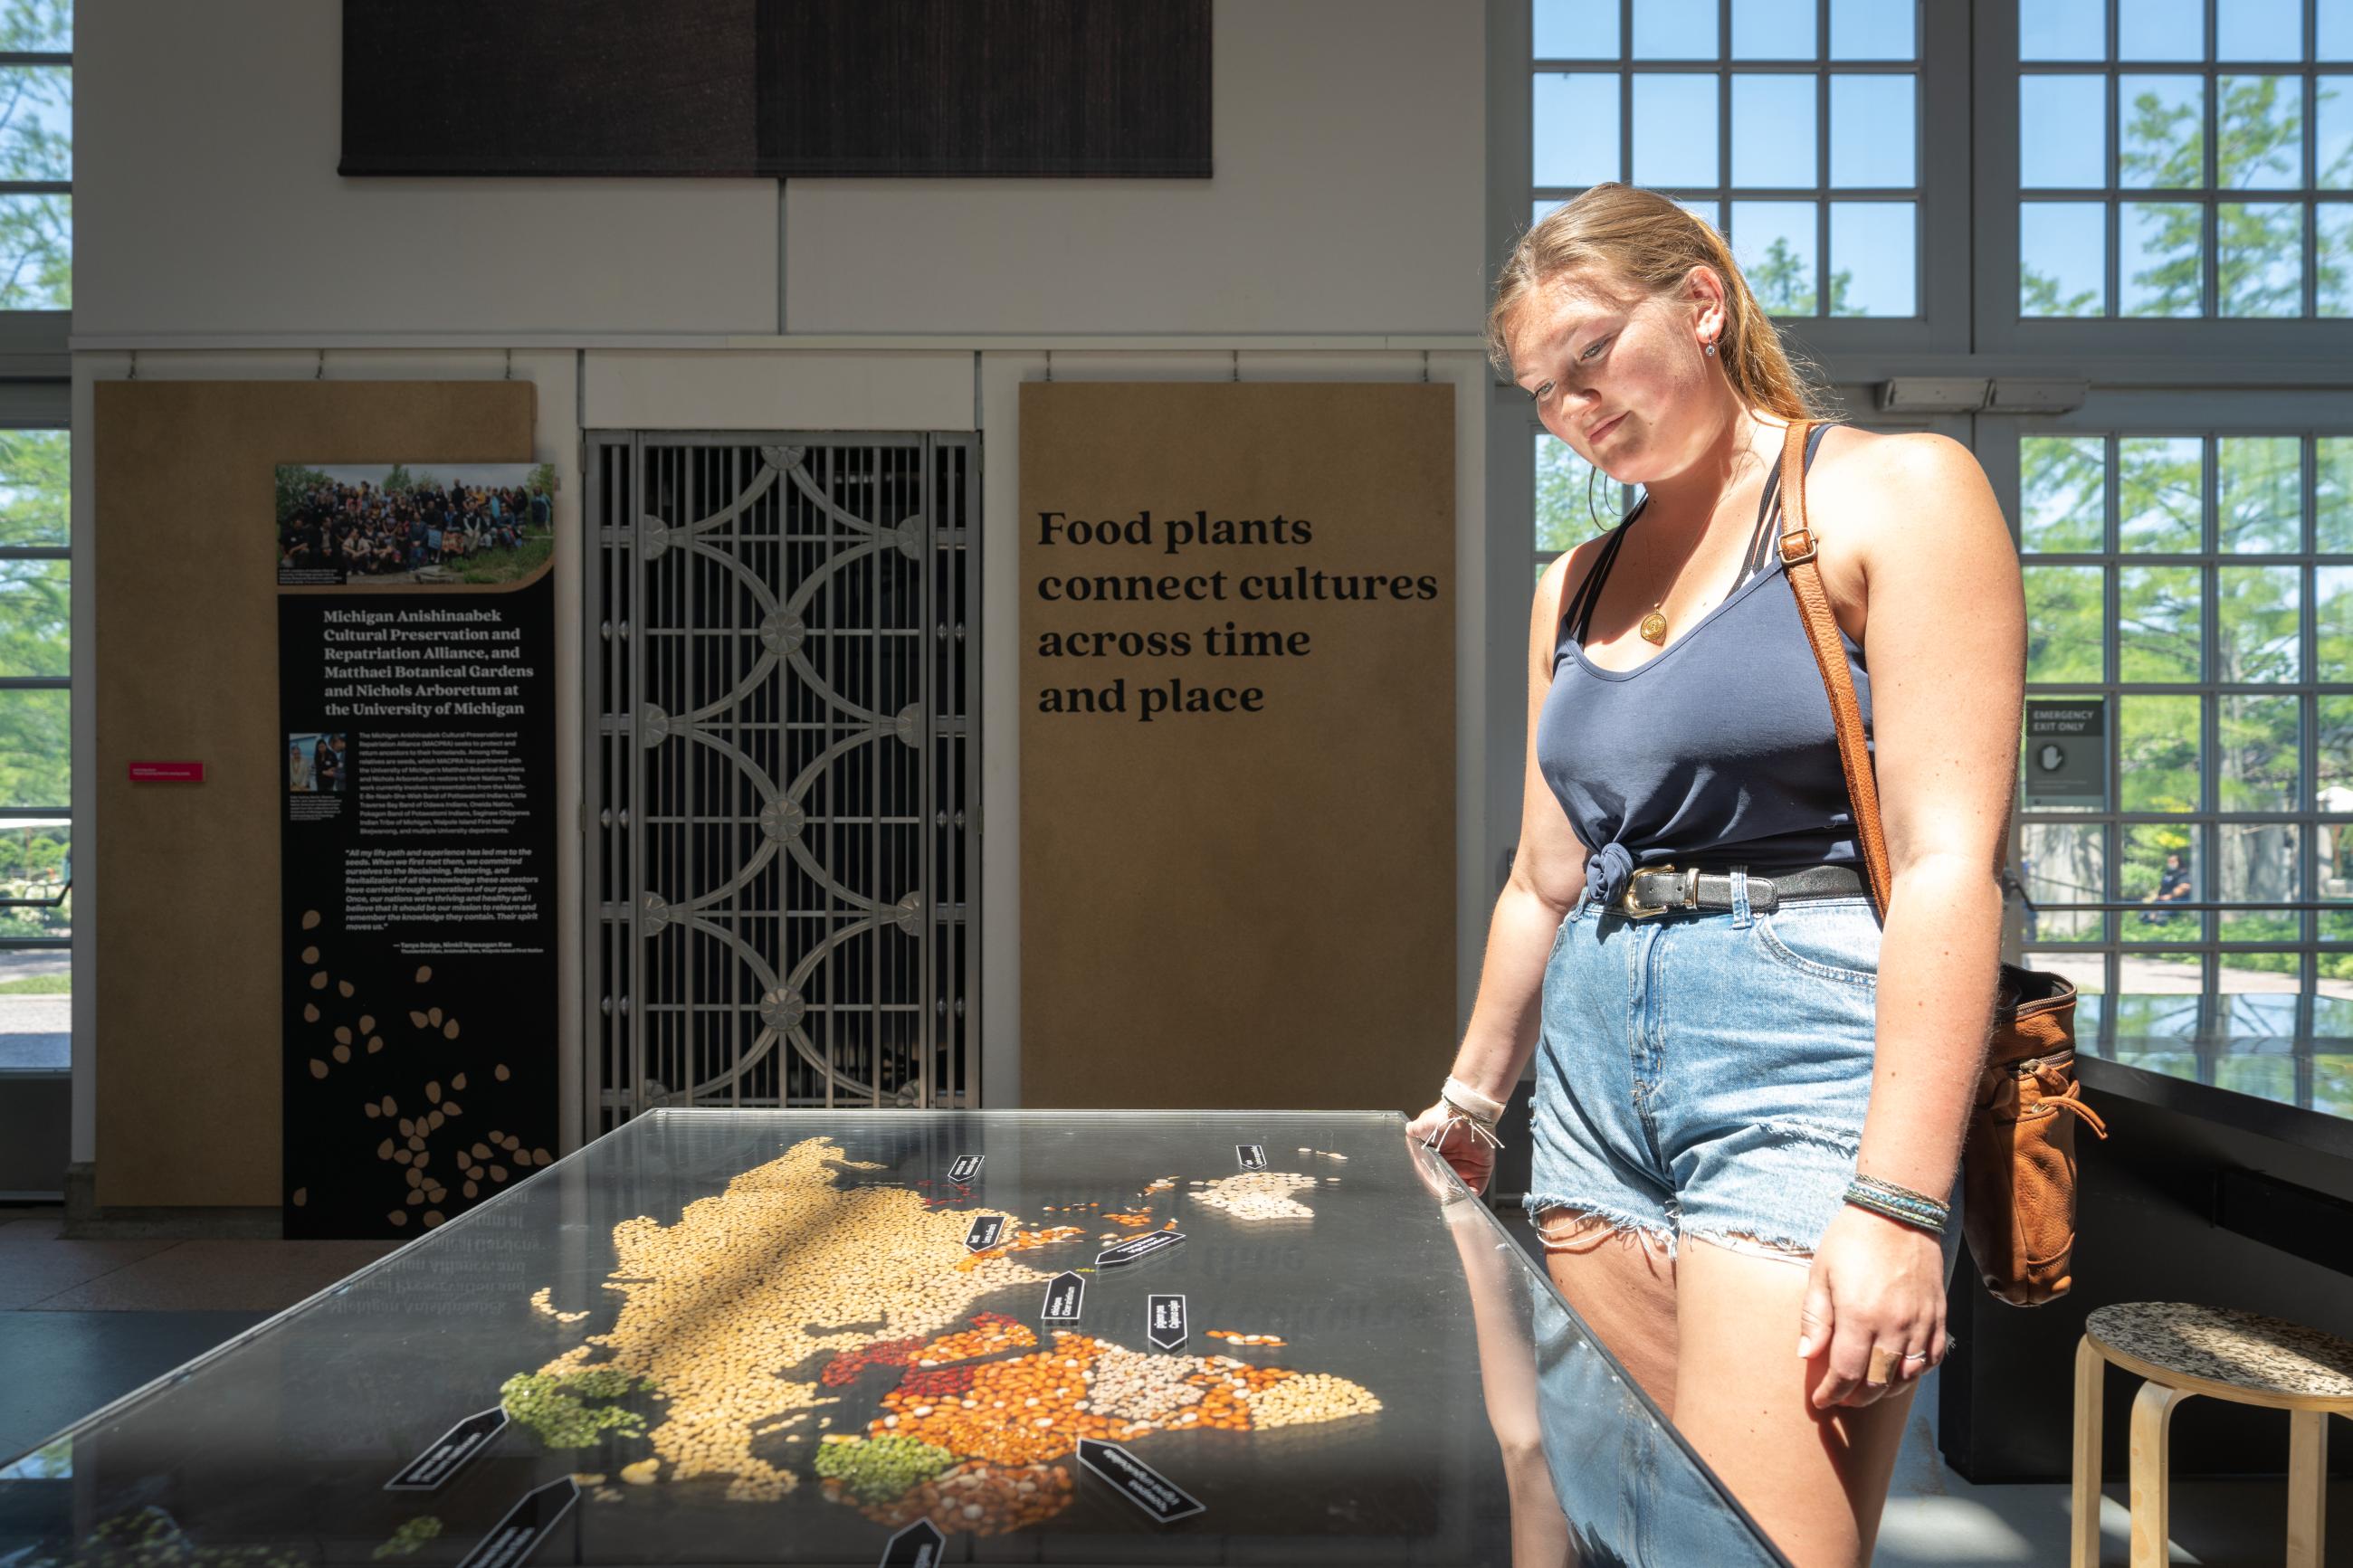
[1842,1174,1949,1236]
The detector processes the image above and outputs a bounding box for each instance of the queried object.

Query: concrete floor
[0,1204,2343,1563]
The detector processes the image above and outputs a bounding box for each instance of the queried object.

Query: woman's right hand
[1405,1099,1496,1196]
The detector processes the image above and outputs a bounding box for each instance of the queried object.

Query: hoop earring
[1584,458,1601,534]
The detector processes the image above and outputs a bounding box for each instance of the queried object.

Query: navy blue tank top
[1535,422,1871,908]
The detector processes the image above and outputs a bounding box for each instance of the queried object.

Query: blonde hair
[1485,183,1833,423]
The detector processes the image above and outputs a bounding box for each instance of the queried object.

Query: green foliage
[273,464,336,526]
[371,1518,443,1562]
[1745,234,1853,317]
[813,1433,953,1503]
[527,462,557,496]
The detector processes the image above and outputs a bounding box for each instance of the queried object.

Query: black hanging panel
[340,0,759,176]
[757,0,1214,176]
[340,0,1212,180]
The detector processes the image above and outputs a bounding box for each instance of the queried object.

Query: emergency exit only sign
[2023,699,2106,810]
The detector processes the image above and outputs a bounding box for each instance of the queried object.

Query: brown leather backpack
[1773,418,2108,1306]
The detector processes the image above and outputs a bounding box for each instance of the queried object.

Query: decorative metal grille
[586,433,978,1130]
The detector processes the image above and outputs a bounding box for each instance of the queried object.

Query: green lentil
[813,1433,954,1503]
[499,1370,653,1449]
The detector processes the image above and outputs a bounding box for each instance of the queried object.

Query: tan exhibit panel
[1018,382,1455,1112]
[93,381,536,1207]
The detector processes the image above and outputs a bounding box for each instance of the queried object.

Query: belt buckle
[1621,864,1696,920]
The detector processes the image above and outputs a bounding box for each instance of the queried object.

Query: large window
[2011,413,2353,1109]
[0,0,66,1077]
[2016,0,2350,318]
[1530,0,1924,318]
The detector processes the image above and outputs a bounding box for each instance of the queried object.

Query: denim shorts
[1524,873,1963,1272]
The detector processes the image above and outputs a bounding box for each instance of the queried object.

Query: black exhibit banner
[276,461,559,1240]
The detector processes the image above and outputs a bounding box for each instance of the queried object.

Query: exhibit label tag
[1096,1231,1186,1269]
[1041,1270,1086,1323]
[455,1477,578,1568]
[1076,1438,1205,1524]
[384,1406,508,1491]
[1148,1293,1188,1351]
[1235,1144,1268,1171]
[964,1213,1006,1252]
[947,1154,984,1183]
[878,1519,947,1567]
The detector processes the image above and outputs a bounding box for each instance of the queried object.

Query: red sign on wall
[128,761,205,784]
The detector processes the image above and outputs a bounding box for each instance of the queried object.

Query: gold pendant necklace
[1638,603,1669,644]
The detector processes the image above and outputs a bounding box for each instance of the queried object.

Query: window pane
[1731,0,1814,60]
[1535,432,1625,552]
[2022,822,2107,941]
[2220,76,2306,188]
[2330,0,2353,62]
[0,819,68,947]
[1732,74,1816,186]
[2220,202,2304,316]
[2022,74,2108,187]
[2120,696,2201,809]
[2325,78,2353,189]
[1633,0,1717,60]
[2122,829,2201,946]
[2022,0,2107,62]
[0,66,68,184]
[2218,694,2299,810]
[1673,195,1724,233]
[0,689,65,807]
[2219,960,2299,1056]
[1733,199,1819,312]
[2021,435,2106,551]
[2221,822,2300,941]
[0,195,68,310]
[0,557,64,678]
[2217,436,2301,551]
[1534,73,1622,187]
[1827,202,1915,315]
[2217,0,2302,62]
[2320,816,2353,941]
[2120,0,2205,62]
[2326,443,2353,551]
[2218,565,2301,681]
[1829,0,1912,60]
[2321,204,2353,313]
[2120,75,2206,187]
[0,945,69,1072]
[2121,201,2205,315]
[2021,202,2109,315]
[2025,565,2108,680]
[2321,696,2353,796]
[2114,955,2202,1042]
[1533,0,1618,59]
[0,430,67,548]
[2120,436,2203,550]
[2320,566,2353,682]
[1533,196,1567,225]
[1634,74,1720,185]
[1829,74,1914,186]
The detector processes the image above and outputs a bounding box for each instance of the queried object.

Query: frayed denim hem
[1523,1193,1679,1258]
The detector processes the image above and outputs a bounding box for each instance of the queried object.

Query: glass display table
[0,1110,1786,1566]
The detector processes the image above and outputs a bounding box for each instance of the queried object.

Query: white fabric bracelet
[1443,1075,1507,1124]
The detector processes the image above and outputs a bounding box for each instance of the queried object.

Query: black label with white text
[1097,1231,1186,1269]
[1235,1144,1267,1171]
[454,1478,579,1568]
[1041,1270,1086,1323]
[385,1406,507,1491]
[1148,1293,1188,1351]
[964,1213,1006,1251]
[1077,1438,1206,1524]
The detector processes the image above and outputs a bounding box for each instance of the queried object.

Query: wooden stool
[2072,1302,2353,1568]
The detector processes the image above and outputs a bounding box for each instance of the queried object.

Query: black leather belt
[1610,863,1866,919]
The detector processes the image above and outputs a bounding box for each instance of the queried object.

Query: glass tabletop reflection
[0,1110,1786,1566]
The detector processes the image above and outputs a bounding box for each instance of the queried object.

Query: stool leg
[2128,1381,2193,1568]
[2285,1410,2326,1568]
[2072,1339,2106,1568]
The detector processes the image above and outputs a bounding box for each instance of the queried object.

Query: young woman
[1407,183,2024,1567]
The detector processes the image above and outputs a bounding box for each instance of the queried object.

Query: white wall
[74,2,781,337]
[76,0,1487,340]
[784,0,1490,336]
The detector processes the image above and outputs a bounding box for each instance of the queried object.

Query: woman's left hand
[1796,1203,1947,1410]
